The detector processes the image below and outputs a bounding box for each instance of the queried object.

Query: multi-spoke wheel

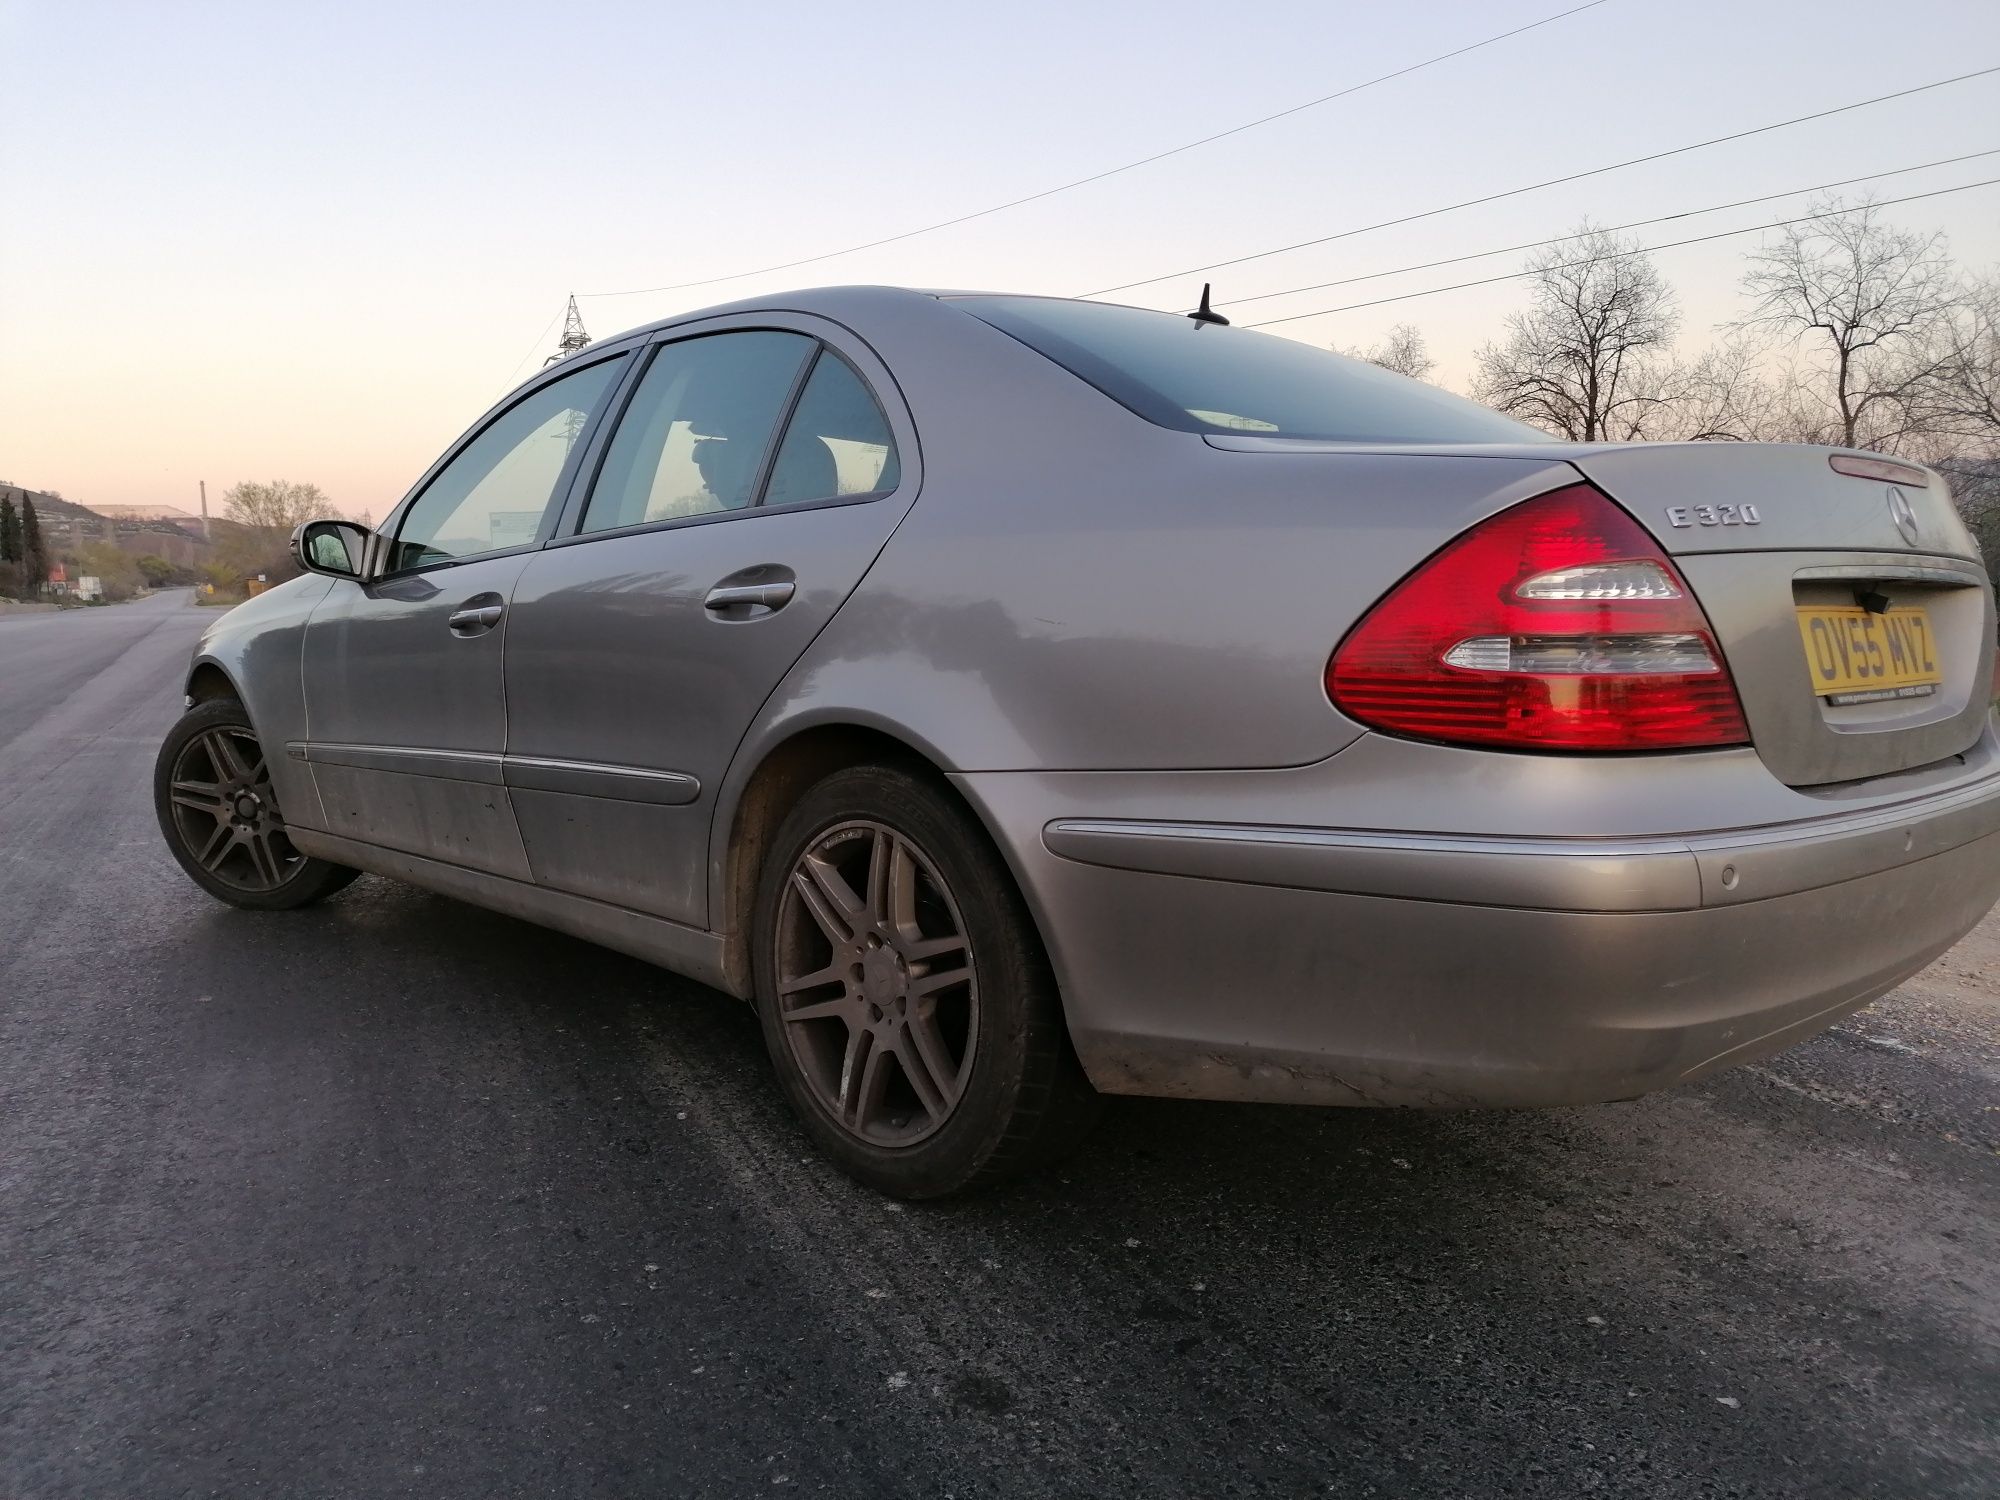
[776,819,977,1146]
[752,764,1100,1198]
[154,698,359,910]
[166,722,300,892]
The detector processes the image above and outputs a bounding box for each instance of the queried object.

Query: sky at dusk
[3,0,1998,518]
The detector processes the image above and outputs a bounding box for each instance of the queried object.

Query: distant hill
[91,502,202,522]
[0,485,100,522]
[0,484,238,569]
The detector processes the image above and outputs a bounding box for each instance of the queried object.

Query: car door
[299,352,629,878]
[501,321,918,925]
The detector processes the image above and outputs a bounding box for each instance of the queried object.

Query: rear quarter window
[956,295,1547,445]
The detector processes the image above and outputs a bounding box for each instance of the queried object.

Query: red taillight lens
[1327,484,1750,751]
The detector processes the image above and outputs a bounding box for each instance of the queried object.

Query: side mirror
[291,519,375,581]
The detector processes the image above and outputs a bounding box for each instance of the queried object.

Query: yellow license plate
[1796,605,1942,703]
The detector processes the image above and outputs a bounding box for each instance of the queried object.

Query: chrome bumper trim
[1043,771,2000,913]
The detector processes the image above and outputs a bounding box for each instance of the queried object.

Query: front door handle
[448,601,505,636]
[703,580,795,614]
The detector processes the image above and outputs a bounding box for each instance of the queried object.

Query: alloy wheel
[774,819,978,1147]
[165,725,302,893]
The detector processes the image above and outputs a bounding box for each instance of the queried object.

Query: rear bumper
[1041,766,2000,913]
[958,760,2000,1108]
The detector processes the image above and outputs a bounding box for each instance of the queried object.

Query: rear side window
[956,295,1546,445]
[581,331,814,534]
[764,350,901,506]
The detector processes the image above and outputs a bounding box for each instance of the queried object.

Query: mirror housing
[291,519,376,581]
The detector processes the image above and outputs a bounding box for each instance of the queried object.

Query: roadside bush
[74,542,144,602]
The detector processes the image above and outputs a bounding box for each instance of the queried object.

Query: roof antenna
[1188,282,1230,327]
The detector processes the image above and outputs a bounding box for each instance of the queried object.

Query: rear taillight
[1327,484,1750,751]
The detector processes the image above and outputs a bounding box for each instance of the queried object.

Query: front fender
[182,576,336,832]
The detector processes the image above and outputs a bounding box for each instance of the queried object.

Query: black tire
[153,697,360,911]
[751,764,1101,1198]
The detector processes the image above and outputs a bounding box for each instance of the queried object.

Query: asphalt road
[3,590,1996,1499]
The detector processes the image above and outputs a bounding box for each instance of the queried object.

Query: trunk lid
[1569,444,1993,787]
[1208,436,1997,787]
[1565,442,1979,560]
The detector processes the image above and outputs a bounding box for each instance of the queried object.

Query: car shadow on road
[239,873,1561,1187]
[165,870,1859,1272]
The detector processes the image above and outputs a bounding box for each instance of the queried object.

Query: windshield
[956,294,1548,445]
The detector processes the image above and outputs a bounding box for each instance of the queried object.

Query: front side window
[392,357,624,571]
[956,295,1548,445]
[580,331,814,535]
[764,350,901,506]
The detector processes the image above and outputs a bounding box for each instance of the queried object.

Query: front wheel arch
[154,697,358,911]
[184,660,241,706]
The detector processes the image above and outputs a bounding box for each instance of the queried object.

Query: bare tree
[1472,226,1681,441]
[1900,279,2000,574]
[1339,324,1437,382]
[1637,338,1792,442]
[1735,199,1961,452]
[220,480,332,584]
[222,479,333,533]
[1914,275,2000,444]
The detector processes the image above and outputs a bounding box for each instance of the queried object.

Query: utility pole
[544,296,592,366]
[548,297,595,447]
[198,480,210,541]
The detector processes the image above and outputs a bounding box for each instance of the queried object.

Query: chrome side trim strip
[1044,771,2000,913]
[290,742,702,805]
[503,756,701,806]
[289,741,505,785]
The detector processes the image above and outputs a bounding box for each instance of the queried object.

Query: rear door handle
[703,581,795,614]
[448,603,505,636]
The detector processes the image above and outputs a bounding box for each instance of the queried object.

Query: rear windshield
[956,295,1547,445]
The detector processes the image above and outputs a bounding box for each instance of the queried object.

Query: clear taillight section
[1514,560,1682,601]
[1327,484,1751,751]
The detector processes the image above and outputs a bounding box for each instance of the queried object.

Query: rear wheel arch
[719,724,942,985]
[735,747,1102,1194]
[717,723,1029,994]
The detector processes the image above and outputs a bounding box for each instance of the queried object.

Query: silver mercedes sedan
[155,286,2000,1197]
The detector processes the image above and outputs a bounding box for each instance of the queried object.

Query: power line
[571,0,1617,301]
[499,304,567,393]
[1239,178,2000,328]
[1078,65,2000,299]
[1214,148,2000,312]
